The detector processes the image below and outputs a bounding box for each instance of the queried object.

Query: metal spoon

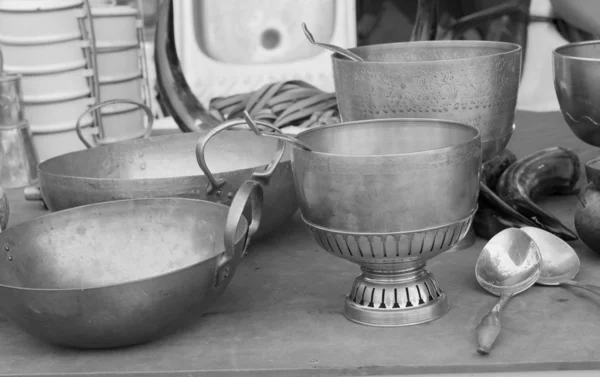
[521,226,600,297]
[474,228,542,355]
[242,111,313,151]
[301,23,364,62]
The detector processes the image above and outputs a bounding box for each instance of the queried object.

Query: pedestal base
[343,268,449,327]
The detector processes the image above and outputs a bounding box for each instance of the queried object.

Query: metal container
[554,40,600,148]
[24,127,297,241]
[248,117,481,326]
[331,40,521,162]
[0,180,263,348]
[293,118,481,232]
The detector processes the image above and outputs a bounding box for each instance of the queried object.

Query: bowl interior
[347,41,520,63]
[39,130,282,180]
[0,199,246,290]
[296,119,479,156]
[555,42,600,60]
[585,156,600,184]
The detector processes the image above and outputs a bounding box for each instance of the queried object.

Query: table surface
[1,111,600,377]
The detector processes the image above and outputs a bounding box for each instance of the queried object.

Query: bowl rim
[332,40,522,65]
[553,40,600,62]
[0,197,247,292]
[294,117,481,158]
[37,131,289,182]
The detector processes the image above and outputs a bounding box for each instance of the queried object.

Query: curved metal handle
[76,99,155,149]
[216,179,263,286]
[195,118,286,194]
[475,293,512,355]
[578,182,592,208]
[563,280,600,298]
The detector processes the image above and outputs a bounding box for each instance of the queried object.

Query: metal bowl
[293,118,481,233]
[585,156,600,187]
[0,196,257,349]
[24,131,297,240]
[554,40,600,148]
[289,118,482,326]
[331,40,521,162]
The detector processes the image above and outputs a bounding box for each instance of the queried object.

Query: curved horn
[154,0,219,132]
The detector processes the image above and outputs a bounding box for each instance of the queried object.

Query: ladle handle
[476,293,513,355]
[563,280,600,298]
[76,99,155,148]
[243,111,313,151]
[216,178,264,287]
[195,118,286,194]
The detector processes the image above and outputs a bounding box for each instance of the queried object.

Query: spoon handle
[476,293,513,355]
[563,280,600,298]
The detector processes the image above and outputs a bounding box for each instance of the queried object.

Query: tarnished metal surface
[0,71,38,188]
[332,40,521,162]
[292,118,481,233]
[285,117,482,326]
[28,131,298,240]
[0,198,250,348]
[475,228,541,297]
[554,40,600,148]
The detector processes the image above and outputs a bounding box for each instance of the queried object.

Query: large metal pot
[331,40,521,162]
[291,118,481,232]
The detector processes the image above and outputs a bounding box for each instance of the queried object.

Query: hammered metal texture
[332,40,522,162]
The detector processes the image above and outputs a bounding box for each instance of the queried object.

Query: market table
[1,110,600,377]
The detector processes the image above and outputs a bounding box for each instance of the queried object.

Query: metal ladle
[521,226,600,297]
[242,111,313,151]
[301,23,364,62]
[474,228,542,355]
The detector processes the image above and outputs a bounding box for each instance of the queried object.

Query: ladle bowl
[331,40,522,162]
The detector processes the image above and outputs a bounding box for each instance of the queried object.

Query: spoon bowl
[520,226,600,298]
[476,228,542,295]
[474,228,541,355]
[521,227,580,285]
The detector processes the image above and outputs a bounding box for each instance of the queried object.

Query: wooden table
[1,111,600,377]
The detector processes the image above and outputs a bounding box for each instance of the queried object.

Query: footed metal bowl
[331,40,521,162]
[290,118,482,326]
[554,40,600,148]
